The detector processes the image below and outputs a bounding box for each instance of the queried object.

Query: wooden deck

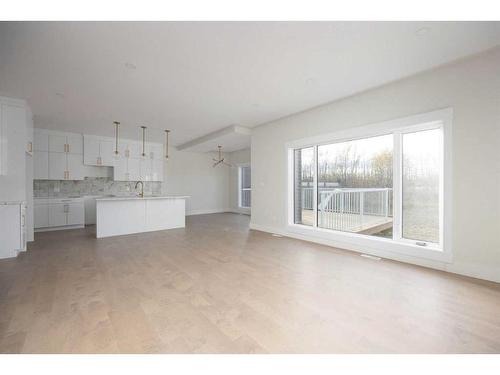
[301,210,393,234]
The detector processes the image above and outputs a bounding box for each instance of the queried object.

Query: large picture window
[287,109,451,259]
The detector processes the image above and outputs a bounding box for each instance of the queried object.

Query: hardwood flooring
[1,213,500,353]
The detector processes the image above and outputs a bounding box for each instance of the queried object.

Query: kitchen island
[95,195,189,238]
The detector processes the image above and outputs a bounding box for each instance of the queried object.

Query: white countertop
[0,201,26,205]
[95,195,190,202]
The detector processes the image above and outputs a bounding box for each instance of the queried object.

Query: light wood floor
[1,213,500,353]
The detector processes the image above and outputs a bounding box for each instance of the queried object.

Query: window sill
[286,223,452,264]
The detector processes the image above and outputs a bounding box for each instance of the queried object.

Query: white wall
[163,147,230,215]
[227,148,251,215]
[251,47,500,283]
[0,98,27,203]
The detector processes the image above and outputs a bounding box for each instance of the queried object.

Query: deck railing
[300,187,392,231]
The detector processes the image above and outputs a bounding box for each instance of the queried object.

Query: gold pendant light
[164,129,170,159]
[140,126,147,157]
[113,121,120,155]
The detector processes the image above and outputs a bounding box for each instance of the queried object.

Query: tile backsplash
[34,178,162,198]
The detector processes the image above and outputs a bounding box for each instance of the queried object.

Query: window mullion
[393,131,402,241]
[313,145,318,228]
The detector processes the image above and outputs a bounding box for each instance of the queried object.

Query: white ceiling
[177,125,251,152]
[1,22,499,149]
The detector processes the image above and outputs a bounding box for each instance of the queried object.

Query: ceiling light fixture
[212,146,232,168]
[140,126,147,157]
[113,121,120,155]
[164,130,170,159]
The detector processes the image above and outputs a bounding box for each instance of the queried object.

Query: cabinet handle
[67,144,70,153]
[28,142,33,153]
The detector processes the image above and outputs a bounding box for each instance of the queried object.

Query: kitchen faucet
[135,181,144,197]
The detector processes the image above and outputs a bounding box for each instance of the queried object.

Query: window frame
[286,108,452,263]
[238,164,251,209]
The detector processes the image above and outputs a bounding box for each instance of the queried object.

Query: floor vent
[360,254,381,261]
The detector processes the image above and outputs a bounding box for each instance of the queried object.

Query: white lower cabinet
[34,202,49,227]
[67,203,85,225]
[35,198,84,230]
[0,202,26,259]
[48,203,68,226]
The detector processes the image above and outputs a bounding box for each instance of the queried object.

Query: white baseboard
[186,208,229,216]
[228,210,251,216]
[35,224,85,232]
[249,223,500,284]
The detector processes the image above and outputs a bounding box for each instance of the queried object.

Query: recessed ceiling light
[416,27,431,37]
[124,62,137,70]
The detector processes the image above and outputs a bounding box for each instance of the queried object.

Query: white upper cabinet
[48,152,67,180]
[99,139,115,166]
[66,133,83,154]
[34,129,84,181]
[118,140,141,159]
[34,129,49,152]
[66,153,84,180]
[48,132,83,154]
[112,139,163,182]
[112,157,128,181]
[139,158,152,181]
[26,109,34,155]
[84,135,115,166]
[34,151,49,179]
[147,142,164,160]
[83,136,100,165]
[32,129,163,182]
[48,134,67,153]
[128,158,141,181]
[151,159,164,181]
